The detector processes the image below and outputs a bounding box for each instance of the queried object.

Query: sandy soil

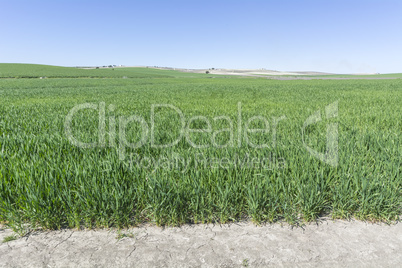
[268,76,398,80]
[1,220,401,267]
[164,67,399,79]
[179,68,332,76]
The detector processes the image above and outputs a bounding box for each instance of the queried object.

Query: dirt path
[1,220,401,267]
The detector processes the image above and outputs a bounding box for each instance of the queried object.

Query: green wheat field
[0,64,401,231]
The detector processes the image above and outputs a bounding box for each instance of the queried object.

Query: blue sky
[1,0,401,73]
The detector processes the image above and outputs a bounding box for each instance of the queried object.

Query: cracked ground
[0,220,401,267]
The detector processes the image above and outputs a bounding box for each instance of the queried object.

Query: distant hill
[1,63,401,79]
[0,64,209,79]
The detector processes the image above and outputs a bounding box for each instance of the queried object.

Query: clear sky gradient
[1,0,401,73]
